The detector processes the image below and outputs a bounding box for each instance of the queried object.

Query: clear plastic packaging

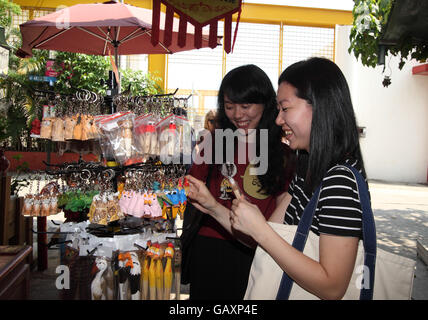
[133,114,150,159]
[133,114,159,159]
[175,114,193,160]
[97,112,138,165]
[157,114,180,163]
[94,115,114,160]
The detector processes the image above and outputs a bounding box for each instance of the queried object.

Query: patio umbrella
[16,1,222,64]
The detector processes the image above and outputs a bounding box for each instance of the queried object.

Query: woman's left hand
[230,198,267,239]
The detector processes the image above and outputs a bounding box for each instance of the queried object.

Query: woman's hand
[185,175,219,215]
[230,198,267,240]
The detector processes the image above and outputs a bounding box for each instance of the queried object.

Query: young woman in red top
[185,64,295,300]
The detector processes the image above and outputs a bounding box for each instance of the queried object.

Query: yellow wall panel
[15,0,152,10]
[239,3,352,27]
[148,54,166,92]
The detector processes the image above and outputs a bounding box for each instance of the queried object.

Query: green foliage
[1,22,49,145]
[0,74,34,144]
[59,190,99,212]
[349,0,392,68]
[120,68,163,96]
[53,51,110,94]
[52,52,162,96]
[0,0,21,28]
[349,0,428,70]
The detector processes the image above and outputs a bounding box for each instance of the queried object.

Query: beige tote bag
[245,165,416,300]
[244,223,416,300]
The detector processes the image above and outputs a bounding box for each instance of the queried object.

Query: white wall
[335,25,428,183]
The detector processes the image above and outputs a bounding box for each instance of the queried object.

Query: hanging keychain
[64,114,77,140]
[21,177,35,216]
[154,243,164,300]
[163,242,175,300]
[147,243,157,300]
[32,174,42,216]
[141,241,151,300]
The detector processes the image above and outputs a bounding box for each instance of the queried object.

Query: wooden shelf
[0,245,32,299]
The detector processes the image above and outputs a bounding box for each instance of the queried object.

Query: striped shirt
[284,158,365,238]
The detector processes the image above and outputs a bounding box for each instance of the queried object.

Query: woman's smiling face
[224,95,264,134]
[275,82,313,152]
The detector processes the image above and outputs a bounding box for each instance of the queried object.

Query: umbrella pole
[114,45,120,94]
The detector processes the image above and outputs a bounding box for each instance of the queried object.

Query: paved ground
[27,179,428,300]
[368,180,428,300]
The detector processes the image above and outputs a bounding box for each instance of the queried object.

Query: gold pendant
[242,164,269,200]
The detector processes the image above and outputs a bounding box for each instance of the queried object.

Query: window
[282,25,335,69]
[33,9,55,18]
[168,22,224,93]
[226,22,280,89]
[121,54,148,72]
[167,22,224,122]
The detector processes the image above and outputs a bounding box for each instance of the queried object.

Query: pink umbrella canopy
[17,1,221,60]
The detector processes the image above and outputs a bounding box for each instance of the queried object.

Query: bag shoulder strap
[276,164,376,300]
[340,165,377,300]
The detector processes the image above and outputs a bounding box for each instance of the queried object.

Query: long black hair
[278,57,366,193]
[216,64,294,195]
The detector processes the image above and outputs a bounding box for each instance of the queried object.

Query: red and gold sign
[151,0,242,53]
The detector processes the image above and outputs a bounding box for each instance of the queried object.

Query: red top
[189,141,292,241]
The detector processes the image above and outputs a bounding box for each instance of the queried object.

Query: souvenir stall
[14,0,239,300]
[21,89,193,300]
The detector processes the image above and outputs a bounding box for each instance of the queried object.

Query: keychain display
[163,242,175,300]
[64,115,77,140]
[31,87,194,167]
[97,111,140,165]
[59,219,180,300]
[158,114,180,161]
[91,256,115,300]
[133,114,159,159]
[88,192,124,225]
[116,251,140,300]
[21,173,61,217]
[37,90,104,142]
[51,117,65,142]
[117,165,188,226]
[40,117,53,139]
[87,169,124,225]
[21,87,194,300]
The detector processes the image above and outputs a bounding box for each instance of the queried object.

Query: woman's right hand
[185,175,219,215]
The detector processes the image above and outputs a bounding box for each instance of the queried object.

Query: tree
[120,68,162,96]
[349,0,428,71]
[52,51,111,95]
[0,0,21,28]
[348,0,393,68]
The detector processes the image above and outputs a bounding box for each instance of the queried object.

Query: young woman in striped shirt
[187,57,368,300]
